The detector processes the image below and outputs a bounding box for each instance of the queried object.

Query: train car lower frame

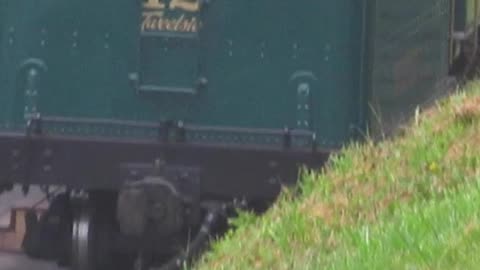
[0,129,329,202]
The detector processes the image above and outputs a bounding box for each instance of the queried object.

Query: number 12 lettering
[144,0,200,12]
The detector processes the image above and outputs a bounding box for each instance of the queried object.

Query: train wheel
[71,203,95,270]
[71,200,114,270]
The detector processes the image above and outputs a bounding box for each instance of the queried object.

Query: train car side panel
[369,0,452,135]
[0,0,366,152]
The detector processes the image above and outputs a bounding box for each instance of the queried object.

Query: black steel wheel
[71,200,114,270]
[71,203,95,270]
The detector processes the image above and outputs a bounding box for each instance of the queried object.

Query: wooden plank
[0,209,46,252]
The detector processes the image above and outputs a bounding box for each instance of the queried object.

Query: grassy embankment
[196,82,480,270]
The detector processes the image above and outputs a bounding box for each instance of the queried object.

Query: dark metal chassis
[0,130,329,202]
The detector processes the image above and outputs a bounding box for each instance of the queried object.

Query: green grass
[194,81,480,270]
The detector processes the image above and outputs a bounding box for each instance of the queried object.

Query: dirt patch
[455,96,480,123]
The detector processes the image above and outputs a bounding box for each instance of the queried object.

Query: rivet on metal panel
[11,149,20,158]
[43,165,52,173]
[227,39,233,56]
[268,177,277,185]
[129,72,139,82]
[296,82,312,129]
[40,28,47,47]
[268,160,278,168]
[195,77,209,90]
[292,43,298,59]
[72,31,79,49]
[8,27,15,45]
[43,148,53,158]
[24,68,40,120]
[260,42,266,59]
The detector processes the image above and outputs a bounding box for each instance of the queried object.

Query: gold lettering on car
[144,0,166,9]
[170,0,200,12]
[142,0,201,34]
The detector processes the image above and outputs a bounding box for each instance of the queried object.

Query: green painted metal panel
[0,0,139,127]
[0,1,8,126]
[0,3,3,124]
[369,0,451,135]
[0,0,366,149]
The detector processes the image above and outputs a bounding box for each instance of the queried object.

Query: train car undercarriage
[20,172,243,270]
[0,132,327,270]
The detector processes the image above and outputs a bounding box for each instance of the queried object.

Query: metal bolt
[43,148,53,158]
[11,150,20,158]
[128,72,139,81]
[298,83,310,95]
[268,177,277,184]
[43,165,52,172]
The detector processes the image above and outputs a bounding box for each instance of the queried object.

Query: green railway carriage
[0,0,478,269]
